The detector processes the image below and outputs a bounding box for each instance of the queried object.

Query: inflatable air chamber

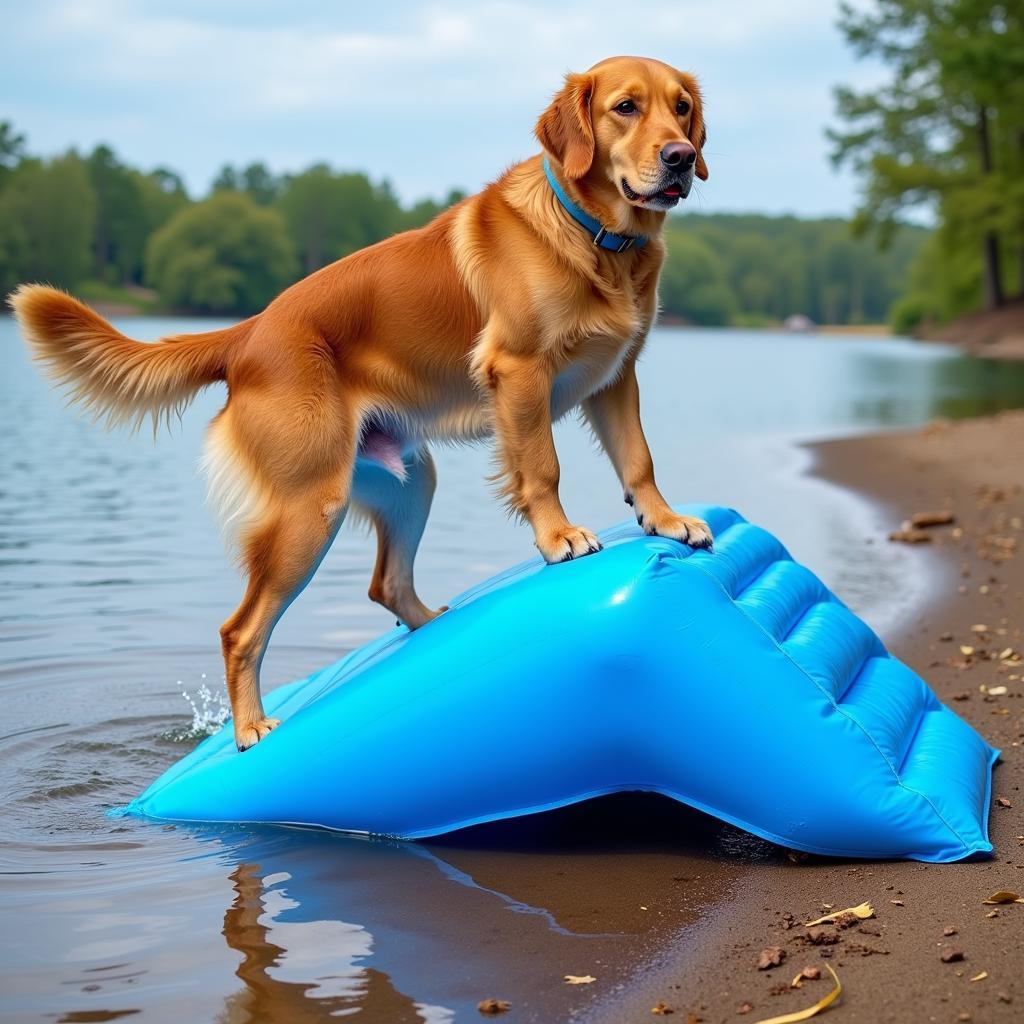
[122,505,998,862]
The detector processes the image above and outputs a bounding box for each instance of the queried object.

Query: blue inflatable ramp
[123,505,998,862]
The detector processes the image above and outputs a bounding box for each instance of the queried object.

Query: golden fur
[10,56,712,750]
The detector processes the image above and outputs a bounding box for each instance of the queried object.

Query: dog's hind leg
[212,393,358,751]
[352,447,444,630]
[219,475,350,750]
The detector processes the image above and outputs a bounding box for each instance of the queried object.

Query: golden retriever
[11,55,712,750]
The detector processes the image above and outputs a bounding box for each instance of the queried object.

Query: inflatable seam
[895,706,929,777]
[833,651,874,706]
[782,603,885,703]
[889,707,975,852]
[895,760,974,855]
[735,566,831,645]
[700,523,783,599]
[686,557,971,854]
[778,598,829,645]
[731,559,775,604]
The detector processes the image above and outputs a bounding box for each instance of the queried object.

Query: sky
[1,0,883,218]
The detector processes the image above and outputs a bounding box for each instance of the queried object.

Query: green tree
[276,165,404,273]
[134,166,191,244]
[889,229,987,331]
[145,191,297,314]
[212,164,239,193]
[831,0,1024,313]
[240,163,279,205]
[86,144,148,283]
[212,162,280,205]
[729,234,779,317]
[666,212,926,326]
[660,228,737,325]
[0,153,96,293]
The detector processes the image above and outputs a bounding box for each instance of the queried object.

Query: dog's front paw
[639,511,713,549]
[235,716,281,752]
[401,604,449,630]
[537,524,603,563]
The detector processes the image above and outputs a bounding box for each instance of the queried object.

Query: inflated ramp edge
[120,505,999,862]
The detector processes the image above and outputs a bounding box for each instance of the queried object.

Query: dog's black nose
[660,142,696,170]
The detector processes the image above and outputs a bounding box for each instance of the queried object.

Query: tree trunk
[978,106,1004,310]
[981,233,1003,310]
[1018,131,1024,298]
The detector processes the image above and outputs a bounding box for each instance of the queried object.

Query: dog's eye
[614,99,637,115]
[676,99,691,116]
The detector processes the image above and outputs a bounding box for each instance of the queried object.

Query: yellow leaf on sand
[803,902,875,926]
[970,971,988,982]
[564,975,596,985]
[753,964,842,1024]
[982,890,1023,904]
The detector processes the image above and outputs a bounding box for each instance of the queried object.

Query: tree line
[0,123,464,316]
[663,213,924,326]
[0,119,925,326]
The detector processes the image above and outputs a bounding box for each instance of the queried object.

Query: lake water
[3,316,1024,1023]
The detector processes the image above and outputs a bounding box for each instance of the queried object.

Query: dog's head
[536,56,708,214]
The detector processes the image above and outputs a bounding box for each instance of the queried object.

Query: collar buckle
[592,227,634,253]
[545,156,645,255]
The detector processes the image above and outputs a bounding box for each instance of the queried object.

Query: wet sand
[590,411,1023,1024]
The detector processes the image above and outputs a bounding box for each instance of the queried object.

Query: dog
[11,55,712,752]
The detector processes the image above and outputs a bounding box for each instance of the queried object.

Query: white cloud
[2,0,879,215]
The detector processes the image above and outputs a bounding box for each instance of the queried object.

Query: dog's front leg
[583,356,713,549]
[485,347,602,562]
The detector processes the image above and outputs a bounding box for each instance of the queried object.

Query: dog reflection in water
[221,863,432,1022]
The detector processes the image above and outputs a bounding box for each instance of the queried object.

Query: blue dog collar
[543,157,647,253]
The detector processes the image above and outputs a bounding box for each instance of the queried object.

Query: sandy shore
[588,411,1023,1024]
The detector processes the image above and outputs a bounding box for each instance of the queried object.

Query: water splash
[164,673,231,742]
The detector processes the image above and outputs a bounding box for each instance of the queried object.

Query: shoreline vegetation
[2,153,1020,357]
[0,122,925,333]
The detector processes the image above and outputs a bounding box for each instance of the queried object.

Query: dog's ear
[681,73,709,181]
[535,72,595,179]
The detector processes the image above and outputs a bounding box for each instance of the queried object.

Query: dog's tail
[8,284,256,432]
